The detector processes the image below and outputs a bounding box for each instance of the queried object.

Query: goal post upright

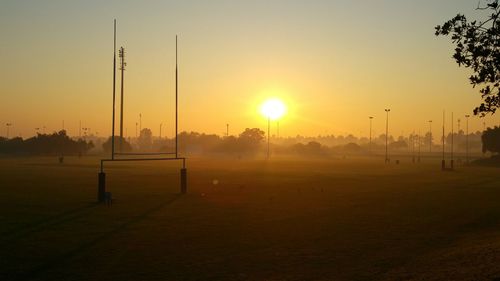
[98,26,187,203]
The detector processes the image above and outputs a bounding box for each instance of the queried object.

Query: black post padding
[98,172,106,203]
[180,168,187,194]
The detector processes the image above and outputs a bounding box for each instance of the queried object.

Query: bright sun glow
[260,98,286,120]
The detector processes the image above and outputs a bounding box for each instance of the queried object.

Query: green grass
[0,156,499,280]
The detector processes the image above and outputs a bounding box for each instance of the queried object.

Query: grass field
[0,155,499,280]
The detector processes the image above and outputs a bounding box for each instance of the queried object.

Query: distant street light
[428,120,432,153]
[412,130,416,163]
[369,116,374,154]
[465,114,470,164]
[418,130,421,162]
[384,109,390,163]
[267,117,271,159]
[6,123,12,139]
[160,123,163,140]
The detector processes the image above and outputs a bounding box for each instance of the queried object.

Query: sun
[260,98,286,120]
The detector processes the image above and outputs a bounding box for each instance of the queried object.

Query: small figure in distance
[105,192,113,206]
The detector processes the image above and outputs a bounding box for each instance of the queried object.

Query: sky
[1,0,499,139]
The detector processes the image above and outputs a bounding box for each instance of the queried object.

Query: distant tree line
[0,130,94,155]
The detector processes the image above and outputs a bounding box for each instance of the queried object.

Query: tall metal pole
[175,35,178,158]
[418,130,421,162]
[119,46,126,152]
[465,115,470,164]
[451,112,454,169]
[267,117,270,159]
[428,120,432,153]
[442,110,445,170]
[369,116,373,154]
[412,130,415,163]
[385,109,390,163]
[111,19,117,160]
[160,123,162,140]
[6,123,12,139]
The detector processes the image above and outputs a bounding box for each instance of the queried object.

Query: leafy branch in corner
[435,0,500,116]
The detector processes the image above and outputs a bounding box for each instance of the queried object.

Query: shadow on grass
[0,202,99,242]
[9,195,182,281]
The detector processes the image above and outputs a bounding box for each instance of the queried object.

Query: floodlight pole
[267,117,271,159]
[412,130,415,163]
[451,112,454,169]
[428,120,432,153]
[385,109,390,164]
[119,46,126,152]
[369,117,373,154]
[465,115,470,164]
[6,123,12,139]
[442,110,445,170]
[418,130,421,162]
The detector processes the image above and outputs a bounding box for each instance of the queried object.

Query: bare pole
[111,19,117,160]
[267,117,270,159]
[428,120,432,153]
[451,112,454,169]
[465,115,470,164]
[442,110,445,170]
[385,109,390,163]
[175,35,178,158]
[369,116,373,154]
[412,130,415,163]
[418,130,421,162]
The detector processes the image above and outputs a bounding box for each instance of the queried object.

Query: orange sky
[1,0,499,139]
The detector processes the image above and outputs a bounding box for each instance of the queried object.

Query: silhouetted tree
[238,128,265,152]
[482,126,500,154]
[102,136,132,153]
[344,142,361,153]
[0,131,93,155]
[138,128,153,150]
[436,0,500,115]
